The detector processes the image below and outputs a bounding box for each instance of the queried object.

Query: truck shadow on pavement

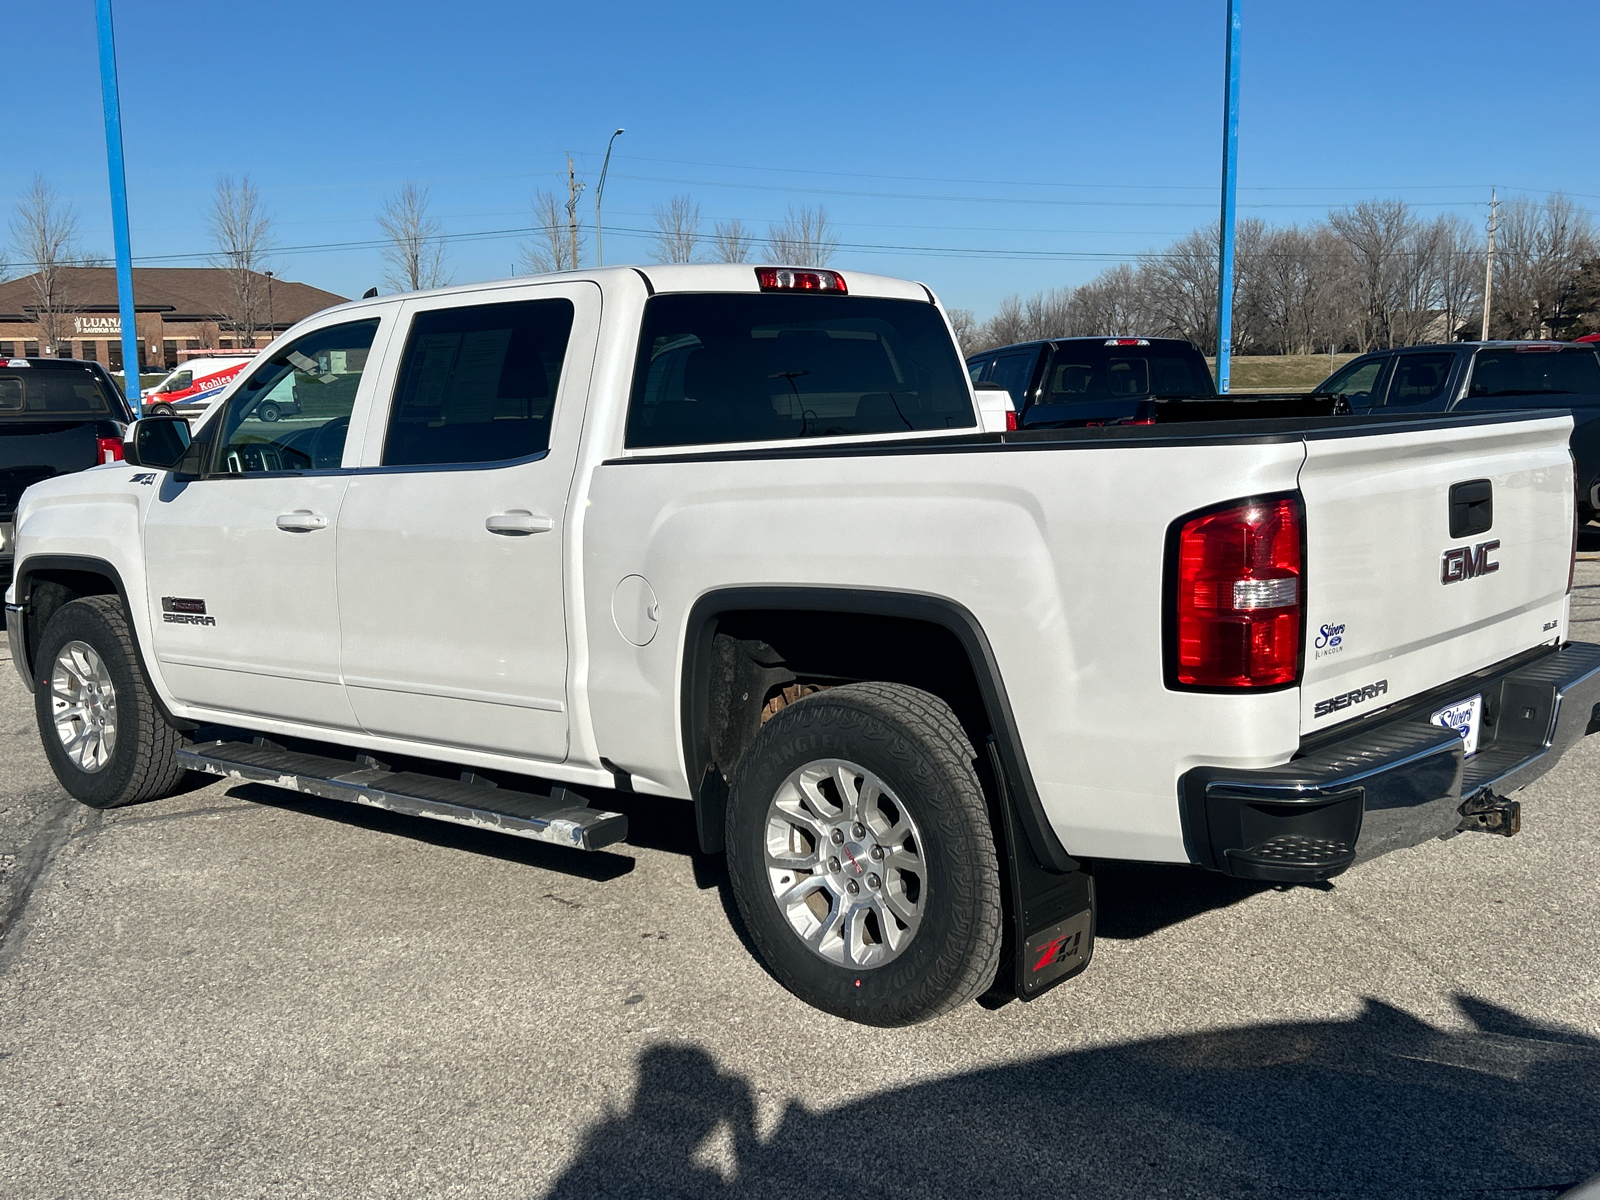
[541,994,1600,1200]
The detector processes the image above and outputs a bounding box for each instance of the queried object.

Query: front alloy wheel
[50,640,118,772]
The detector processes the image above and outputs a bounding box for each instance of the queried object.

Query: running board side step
[177,740,628,851]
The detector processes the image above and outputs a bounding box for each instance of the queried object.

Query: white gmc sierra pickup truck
[8,264,1599,1026]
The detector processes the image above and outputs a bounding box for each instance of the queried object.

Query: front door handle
[486,510,554,536]
[276,510,328,532]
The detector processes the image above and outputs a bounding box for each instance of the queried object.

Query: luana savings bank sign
[73,315,122,336]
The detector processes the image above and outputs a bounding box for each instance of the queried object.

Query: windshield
[1040,343,1213,404]
[0,364,120,417]
[626,294,975,448]
[1469,347,1600,397]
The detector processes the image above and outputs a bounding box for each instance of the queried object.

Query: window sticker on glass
[287,350,337,383]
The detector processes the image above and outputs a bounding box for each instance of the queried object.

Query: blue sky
[7,0,1598,319]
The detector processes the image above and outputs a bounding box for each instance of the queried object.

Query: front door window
[1318,358,1389,407]
[212,320,379,472]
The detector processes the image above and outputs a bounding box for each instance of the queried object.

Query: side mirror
[126,415,192,470]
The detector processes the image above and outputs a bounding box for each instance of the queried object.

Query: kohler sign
[73,315,121,336]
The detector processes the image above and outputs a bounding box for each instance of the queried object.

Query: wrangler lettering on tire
[725,682,1003,1025]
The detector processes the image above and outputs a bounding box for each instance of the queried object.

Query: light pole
[594,128,625,266]
[1215,0,1241,393]
[93,0,140,397]
[265,270,275,345]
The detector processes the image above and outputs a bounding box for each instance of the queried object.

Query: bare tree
[650,195,701,264]
[1432,213,1483,342]
[208,174,274,347]
[378,181,450,294]
[955,191,1598,360]
[1493,193,1597,338]
[766,205,838,267]
[10,176,84,354]
[945,308,978,351]
[711,218,755,263]
[1328,200,1420,351]
[521,189,581,274]
[978,295,1028,350]
[1139,226,1219,351]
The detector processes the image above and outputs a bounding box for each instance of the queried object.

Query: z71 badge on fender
[1313,679,1388,719]
[1442,540,1499,584]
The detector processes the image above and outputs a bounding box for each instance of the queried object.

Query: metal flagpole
[1215,0,1241,394]
[93,0,141,401]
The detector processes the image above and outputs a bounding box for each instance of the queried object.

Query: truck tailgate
[0,422,98,518]
[1298,414,1573,734]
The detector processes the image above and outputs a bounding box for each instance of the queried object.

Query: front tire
[725,682,1003,1025]
[34,596,188,809]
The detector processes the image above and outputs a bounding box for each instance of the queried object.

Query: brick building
[0,267,346,371]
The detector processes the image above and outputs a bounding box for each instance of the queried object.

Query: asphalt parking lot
[3,554,1599,1200]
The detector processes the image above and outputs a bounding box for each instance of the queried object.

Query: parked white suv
[8,265,1598,1024]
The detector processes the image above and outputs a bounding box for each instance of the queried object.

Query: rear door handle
[276,510,328,532]
[486,510,554,536]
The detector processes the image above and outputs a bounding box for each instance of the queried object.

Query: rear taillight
[1169,493,1304,689]
[97,435,124,464]
[756,267,847,294]
[1005,410,1018,431]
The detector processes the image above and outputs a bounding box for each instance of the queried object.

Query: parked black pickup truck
[1,358,134,591]
[1315,341,1600,520]
[967,336,1342,427]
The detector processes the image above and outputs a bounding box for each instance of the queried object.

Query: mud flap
[984,738,1094,1002]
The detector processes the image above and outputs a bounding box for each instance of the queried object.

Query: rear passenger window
[625,294,974,449]
[1468,347,1600,400]
[383,299,573,467]
[1385,354,1454,405]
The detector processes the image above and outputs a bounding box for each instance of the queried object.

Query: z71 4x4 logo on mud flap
[161,596,215,626]
[1314,679,1388,719]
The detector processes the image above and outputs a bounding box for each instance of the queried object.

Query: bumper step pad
[1182,641,1600,882]
[177,740,628,851]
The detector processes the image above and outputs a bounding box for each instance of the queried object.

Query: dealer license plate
[1432,694,1483,757]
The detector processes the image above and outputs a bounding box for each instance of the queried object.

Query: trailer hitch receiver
[1457,792,1522,837]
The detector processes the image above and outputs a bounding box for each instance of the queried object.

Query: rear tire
[258,402,281,423]
[34,596,188,809]
[725,681,1002,1025]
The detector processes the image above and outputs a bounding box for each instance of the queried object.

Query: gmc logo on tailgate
[1442,540,1499,584]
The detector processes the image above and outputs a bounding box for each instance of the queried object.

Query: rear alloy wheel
[34,595,189,809]
[763,757,928,969]
[726,682,1002,1025]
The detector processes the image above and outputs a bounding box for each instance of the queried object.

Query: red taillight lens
[1005,410,1018,431]
[97,435,124,464]
[756,267,847,294]
[1171,494,1303,689]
